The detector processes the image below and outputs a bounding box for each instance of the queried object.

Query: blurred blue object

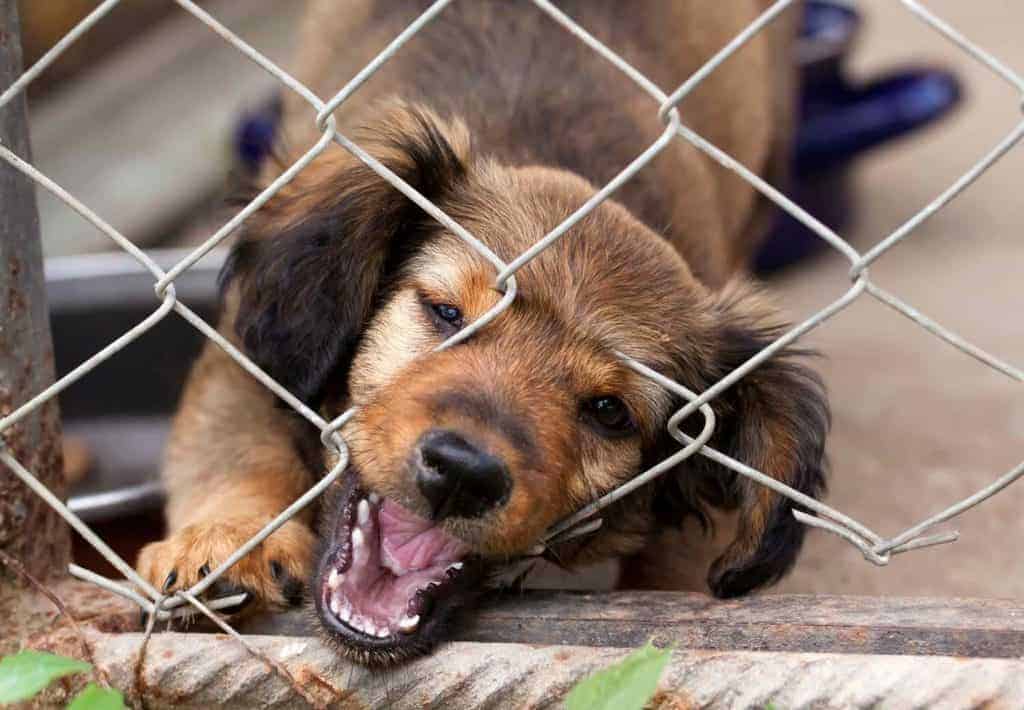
[754,0,962,273]
[231,1,963,274]
[235,95,282,173]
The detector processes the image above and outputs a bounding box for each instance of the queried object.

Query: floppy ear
[702,281,829,597]
[653,281,829,597]
[220,103,470,406]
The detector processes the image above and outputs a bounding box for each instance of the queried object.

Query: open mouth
[315,479,479,660]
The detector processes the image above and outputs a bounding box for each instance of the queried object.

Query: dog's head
[222,104,828,665]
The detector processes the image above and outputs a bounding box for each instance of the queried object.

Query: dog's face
[223,105,827,665]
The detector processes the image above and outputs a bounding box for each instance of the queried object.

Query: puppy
[137,0,826,665]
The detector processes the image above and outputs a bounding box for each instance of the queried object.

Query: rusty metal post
[0,0,69,585]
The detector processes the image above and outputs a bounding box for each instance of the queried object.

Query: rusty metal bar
[74,632,1024,709]
[0,0,68,585]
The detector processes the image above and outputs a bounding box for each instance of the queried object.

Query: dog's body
[284,0,796,284]
[138,1,826,665]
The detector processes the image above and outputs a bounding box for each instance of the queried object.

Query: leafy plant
[0,651,89,704]
[0,650,124,709]
[565,641,671,710]
[66,683,125,710]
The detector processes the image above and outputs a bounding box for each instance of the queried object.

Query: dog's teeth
[357,499,370,526]
[448,562,463,572]
[328,569,343,590]
[398,615,420,633]
[375,627,390,638]
[330,598,340,615]
[368,492,381,505]
[340,605,352,623]
[351,527,367,567]
[364,619,378,636]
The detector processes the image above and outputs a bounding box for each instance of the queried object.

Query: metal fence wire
[2,0,1024,671]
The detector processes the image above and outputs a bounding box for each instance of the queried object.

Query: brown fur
[137,0,826,659]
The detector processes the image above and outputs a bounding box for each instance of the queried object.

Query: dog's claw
[161,569,178,593]
[207,579,254,615]
[136,519,315,618]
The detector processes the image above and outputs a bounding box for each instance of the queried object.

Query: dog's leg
[136,339,317,613]
[618,512,734,594]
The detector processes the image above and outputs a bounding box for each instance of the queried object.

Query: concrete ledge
[16,584,1024,708]
[81,633,1024,709]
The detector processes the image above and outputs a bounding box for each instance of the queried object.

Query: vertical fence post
[0,0,69,584]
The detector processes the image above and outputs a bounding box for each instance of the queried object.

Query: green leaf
[68,683,127,710]
[565,641,671,710]
[0,650,92,703]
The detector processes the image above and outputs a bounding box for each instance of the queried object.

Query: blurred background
[16,1,1023,598]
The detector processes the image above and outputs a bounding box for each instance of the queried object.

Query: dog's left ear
[661,281,829,597]
[706,282,829,597]
[220,103,470,406]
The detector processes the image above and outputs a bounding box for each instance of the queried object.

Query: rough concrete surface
[81,633,1024,710]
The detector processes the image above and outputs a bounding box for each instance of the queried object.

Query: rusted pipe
[71,632,1024,709]
[0,0,69,584]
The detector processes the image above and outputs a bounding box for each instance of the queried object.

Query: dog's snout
[416,429,511,520]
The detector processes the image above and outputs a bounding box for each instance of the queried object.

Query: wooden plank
[238,590,1024,658]
[28,0,304,257]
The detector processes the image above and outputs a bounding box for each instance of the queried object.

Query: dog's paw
[136,517,315,618]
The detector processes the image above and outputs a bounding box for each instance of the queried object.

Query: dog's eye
[430,302,464,330]
[585,396,636,436]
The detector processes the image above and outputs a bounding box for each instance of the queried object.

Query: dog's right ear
[220,104,470,406]
[650,280,828,597]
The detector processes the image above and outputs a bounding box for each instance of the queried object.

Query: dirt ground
[530,1,1024,599]
[773,0,1024,598]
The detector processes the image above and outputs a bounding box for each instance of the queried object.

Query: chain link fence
[2,0,1023,690]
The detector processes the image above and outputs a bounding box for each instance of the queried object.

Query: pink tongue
[328,498,470,632]
[379,500,468,574]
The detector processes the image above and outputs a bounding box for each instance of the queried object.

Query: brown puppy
[137,0,826,665]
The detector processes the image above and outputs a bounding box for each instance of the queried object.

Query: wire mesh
[1,0,1022,668]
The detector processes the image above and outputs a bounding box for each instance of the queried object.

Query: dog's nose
[416,429,511,520]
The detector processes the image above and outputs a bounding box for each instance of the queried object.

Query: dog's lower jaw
[313,475,487,666]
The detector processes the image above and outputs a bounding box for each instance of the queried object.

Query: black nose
[416,430,511,520]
